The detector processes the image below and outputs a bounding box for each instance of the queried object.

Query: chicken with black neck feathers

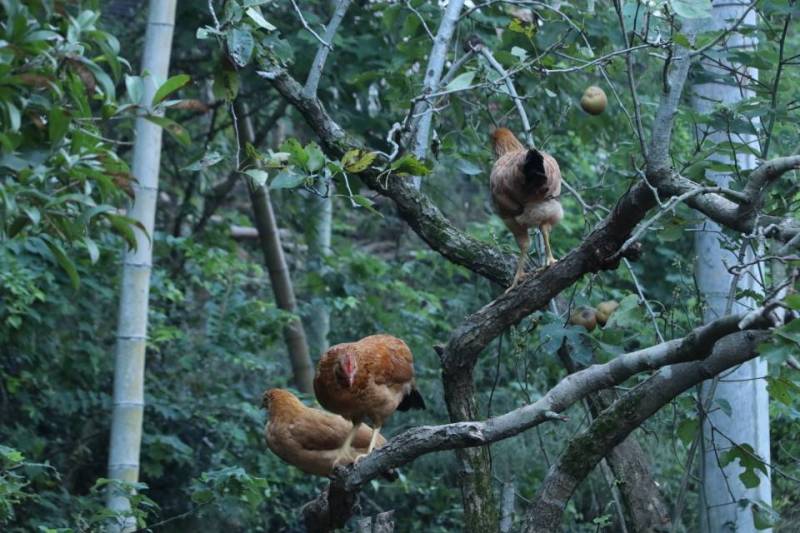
[490,127,563,288]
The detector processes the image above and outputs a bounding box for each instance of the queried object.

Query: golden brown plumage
[261,389,395,478]
[490,127,563,287]
[314,334,425,463]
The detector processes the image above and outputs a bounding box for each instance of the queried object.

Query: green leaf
[445,71,476,92]
[352,194,383,217]
[715,398,732,417]
[605,294,643,329]
[83,237,99,263]
[270,169,305,189]
[42,236,80,290]
[24,207,40,226]
[152,74,191,106]
[191,488,214,505]
[455,159,482,175]
[305,143,325,172]
[281,139,309,168]
[720,444,768,489]
[783,294,800,310]
[673,33,692,48]
[226,28,254,67]
[245,7,276,30]
[125,75,144,104]
[751,501,779,530]
[670,0,712,19]
[196,26,221,40]
[390,154,429,176]
[108,214,139,250]
[144,115,191,146]
[5,102,20,131]
[244,169,269,187]
[213,64,240,101]
[676,418,698,446]
[342,149,377,173]
[183,151,224,172]
[766,377,800,406]
[48,107,68,144]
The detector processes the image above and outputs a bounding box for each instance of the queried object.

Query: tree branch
[408,0,466,171]
[303,0,352,99]
[522,330,770,532]
[299,310,773,530]
[256,64,517,285]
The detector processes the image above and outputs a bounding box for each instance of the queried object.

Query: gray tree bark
[692,3,772,532]
[237,103,315,393]
[106,0,176,529]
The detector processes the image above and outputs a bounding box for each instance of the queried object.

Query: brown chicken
[490,127,563,288]
[314,334,425,464]
[262,388,396,479]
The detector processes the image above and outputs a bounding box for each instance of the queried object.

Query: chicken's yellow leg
[332,423,359,466]
[353,425,382,464]
[509,233,531,289]
[541,224,556,266]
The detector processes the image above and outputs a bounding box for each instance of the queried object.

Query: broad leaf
[152,74,191,106]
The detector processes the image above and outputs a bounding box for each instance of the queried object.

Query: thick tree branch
[522,330,770,532]
[256,64,517,285]
[299,310,772,530]
[739,154,800,210]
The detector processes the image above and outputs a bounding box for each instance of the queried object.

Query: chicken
[490,127,563,288]
[314,334,425,465]
[261,388,396,479]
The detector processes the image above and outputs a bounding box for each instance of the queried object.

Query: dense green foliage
[1,0,799,531]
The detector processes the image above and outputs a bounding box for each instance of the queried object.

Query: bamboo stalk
[106,1,176,529]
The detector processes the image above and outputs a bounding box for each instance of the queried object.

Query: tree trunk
[442,367,499,533]
[106,0,176,528]
[693,3,771,532]
[237,103,315,393]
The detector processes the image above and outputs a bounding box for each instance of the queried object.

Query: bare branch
[408,0,465,178]
[290,0,330,49]
[303,0,352,98]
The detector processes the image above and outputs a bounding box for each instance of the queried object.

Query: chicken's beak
[260,391,270,410]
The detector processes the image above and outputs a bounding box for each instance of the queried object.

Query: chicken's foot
[331,423,360,467]
[506,233,532,292]
[541,223,557,266]
[352,425,383,464]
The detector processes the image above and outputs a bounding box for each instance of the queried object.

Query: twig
[624,257,665,343]
[613,0,648,157]
[617,185,749,258]
[689,1,759,58]
[405,0,434,41]
[291,0,330,49]
[473,43,533,147]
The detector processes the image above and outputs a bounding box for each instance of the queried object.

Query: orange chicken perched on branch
[490,127,563,288]
[261,389,396,480]
[314,334,425,465]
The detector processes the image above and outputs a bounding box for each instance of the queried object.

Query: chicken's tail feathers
[523,148,547,187]
[397,387,426,411]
